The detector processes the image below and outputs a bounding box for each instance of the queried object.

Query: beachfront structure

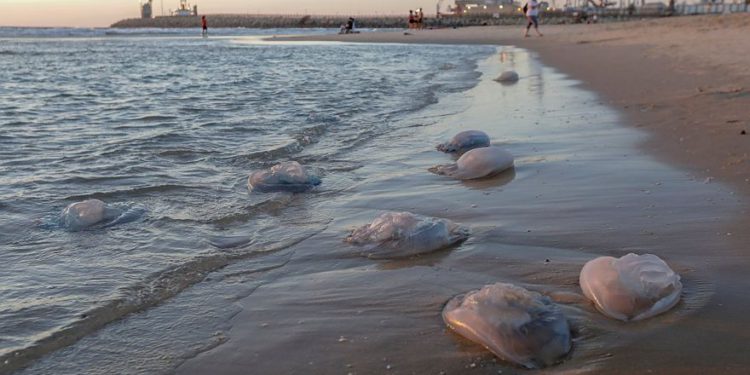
[172,0,198,16]
[449,0,521,14]
[140,0,153,19]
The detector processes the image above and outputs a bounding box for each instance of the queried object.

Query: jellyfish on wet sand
[494,71,520,83]
[429,146,514,180]
[345,212,468,259]
[443,283,572,369]
[579,253,682,321]
[248,161,321,193]
[436,130,491,154]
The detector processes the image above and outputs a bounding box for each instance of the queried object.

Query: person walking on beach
[201,15,208,37]
[523,0,543,37]
[408,10,416,29]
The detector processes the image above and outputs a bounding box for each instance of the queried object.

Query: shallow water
[0,29,492,373]
[1,30,745,374]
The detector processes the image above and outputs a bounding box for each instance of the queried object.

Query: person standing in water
[201,16,208,37]
[523,0,543,37]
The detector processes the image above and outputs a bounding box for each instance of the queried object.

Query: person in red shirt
[201,16,208,37]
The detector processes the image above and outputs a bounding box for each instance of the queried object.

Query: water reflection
[462,168,516,190]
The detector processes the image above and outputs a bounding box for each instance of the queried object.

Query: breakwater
[109,13,647,29]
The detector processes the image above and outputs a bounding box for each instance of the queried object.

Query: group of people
[202,4,541,38]
[339,17,358,34]
[402,4,542,37]
[407,8,424,29]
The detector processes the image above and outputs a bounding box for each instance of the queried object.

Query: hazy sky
[1,0,440,27]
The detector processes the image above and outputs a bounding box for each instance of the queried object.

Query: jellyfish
[247,161,321,193]
[443,283,572,369]
[429,146,514,180]
[345,212,468,259]
[436,130,491,154]
[579,253,682,321]
[494,71,519,83]
[60,199,122,230]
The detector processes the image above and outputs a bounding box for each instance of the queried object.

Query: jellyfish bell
[494,71,520,83]
[430,146,514,180]
[60,199,122,230]
[248,161,321,193]
[579,253,682,321]
[61,199,106,229]
[436,130,491,154]
[345,212,468,259]
[443,283,572,369]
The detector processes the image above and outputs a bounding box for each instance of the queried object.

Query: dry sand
[177,15,750,374]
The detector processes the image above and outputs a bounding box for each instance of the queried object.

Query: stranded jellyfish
[579,253,682,321]
[247,161,321,193]
[61,199,122,230]
[430,146,514,180]
[345,211,469,259]
[443,283,572,369]
[436,130,491,155]
[494,71,520,83]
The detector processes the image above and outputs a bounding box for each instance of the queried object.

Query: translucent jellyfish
[494,71,519,83]
[247,161,321,193]
[436,130,491,154]
[345,212,469,259]
[579,253,682,321]
[429,146,514,180]
[61,199,122,230]
[443,283,572,369]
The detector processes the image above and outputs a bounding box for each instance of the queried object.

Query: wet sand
[274,14,750,196]
[177,27,750,375]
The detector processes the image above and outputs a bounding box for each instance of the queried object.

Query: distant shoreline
[110,13,653,29]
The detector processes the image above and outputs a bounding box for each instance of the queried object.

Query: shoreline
[249,15,750,373]
[274,14,750,199]
[109,13,656,29]
[177,28,750,373]
[4,16,750,374]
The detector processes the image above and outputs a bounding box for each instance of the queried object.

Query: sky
[0,0,441,27]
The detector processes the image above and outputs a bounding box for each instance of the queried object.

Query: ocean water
[1,28,741,375]
[0,28,493,373]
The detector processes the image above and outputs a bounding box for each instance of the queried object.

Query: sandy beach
[171,15,750,375]
[278,14,750,196]
[4,15,750,375]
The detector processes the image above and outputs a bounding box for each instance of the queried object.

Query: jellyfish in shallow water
[579,253,682,321]
[494,71,520,83]
[436,130,491,154]
[430,146,514,180]
[345,212,468,259]
[443,283,572,369]
[247,161,321,193]
[61,199,122,230]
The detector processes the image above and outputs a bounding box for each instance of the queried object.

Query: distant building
[172,0,198,16]
[449,0,521,15]
[140,0,153,19]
